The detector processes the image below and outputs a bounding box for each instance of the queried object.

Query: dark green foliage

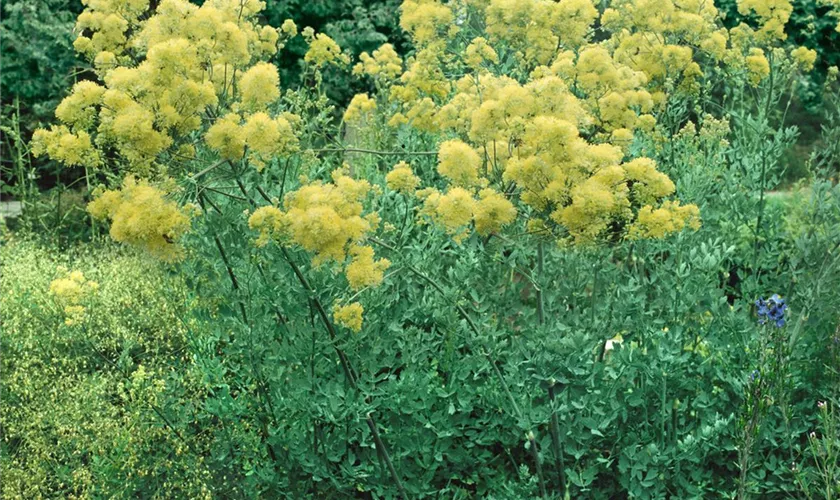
[265,0,409,105]
[717,0,840,79]
[0,0,81,126]
[0,0,81,181]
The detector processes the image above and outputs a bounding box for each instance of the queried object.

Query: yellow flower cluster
[354,44,403,80]
[737,0,793,42]
[791,46,817,72]
[629,201,701,239]
[473,189,518,236]
[601,0,721,88]
[437,140,482,187]
[596,0,794,93]
[345,246,391,290]
[205,112,298,168]
[49,269,99,326]
[248,169,389,283]
[343,93,377,123]
[418,185,516,242]
[385,161,421,194]
[333,302,364,332]
[400,0,455,46]
[72,0,148,59]
[31,126,100,168]
[304,33,350,68]
[389,48,451,131]
[35,0,296,172]
[88,176,192,262]
[464,37,498,69]
[379,0,711,245]
[746,48,771,85]
[55,81,106,128]
[239,62,281,111]
[249,170,391,329]
[485,0,598,65]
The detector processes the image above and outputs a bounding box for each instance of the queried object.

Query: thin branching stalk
[312,147,437,156]
[548,379,566,494]
[198,192,283,477]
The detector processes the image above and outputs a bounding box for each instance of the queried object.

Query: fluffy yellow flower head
[746,47,770,85]
[400,0,454,46]
[281,19,298,36]
[32,126,101,168]
[354,43,403,80]
[206,113,246,160]
[344,93,377,123]
[55,81,106,128]
[623,158,676,204]
[333,302,364,332]
[87,176,192,261]
[239,62,280,110]
[386,161,420,194]
[249,170,388,281]
[248,205,285,247]
[305,33,350,67]
[629,201,701,239]
[242,112,299,167]
[345,245,391,290]
[420,187,477,242]
[437,140,482,187]
[473,189,516,236]
[791,46,817,72]
[279,173,373,264]
[465,37,499,69]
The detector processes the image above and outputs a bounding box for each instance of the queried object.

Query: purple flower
[756,295,787,327]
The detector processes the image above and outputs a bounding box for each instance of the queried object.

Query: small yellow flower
[333,302,364,332]
[385,161,420,194]
[305,33,350,67]
[437,140,481,187]
[343,93,377,123]
[791,46,817,72]
[746,48,770,86]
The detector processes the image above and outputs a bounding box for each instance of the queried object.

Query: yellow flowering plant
[24,0,836,497]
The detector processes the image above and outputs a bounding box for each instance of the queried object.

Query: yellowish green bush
[0,237,211,498]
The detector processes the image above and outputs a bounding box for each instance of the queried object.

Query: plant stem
[367,415,409,499]
[529,432,548,498]
[312,147,437,157]
[536,241,545,325]
[198,193,283,477]
[548,380,566,494]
